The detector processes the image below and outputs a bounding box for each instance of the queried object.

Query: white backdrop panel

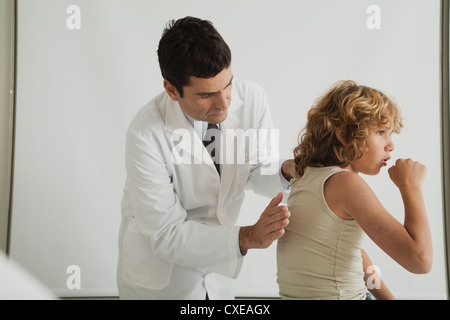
[10,0,446,299]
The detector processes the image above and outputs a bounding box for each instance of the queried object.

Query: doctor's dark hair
[157,16,232,97]
[293,80,403,176]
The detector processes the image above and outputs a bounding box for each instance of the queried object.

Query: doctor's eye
[199,94,212,99]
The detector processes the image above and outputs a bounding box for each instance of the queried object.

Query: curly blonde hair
[294,80,403,176]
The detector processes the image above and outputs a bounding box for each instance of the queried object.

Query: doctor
[117,16,296,300]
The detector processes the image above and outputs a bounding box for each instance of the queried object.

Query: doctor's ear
[335,127,349,146]
[163,80,181,102]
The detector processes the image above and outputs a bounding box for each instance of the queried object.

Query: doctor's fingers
[265,192,283,210]
[268,216,289,232]
[254,216,288,244]
[261,207,290,228]
[265,204,289,218]
[268,228,286,242]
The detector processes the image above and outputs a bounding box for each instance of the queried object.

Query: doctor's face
[164,67,233,124]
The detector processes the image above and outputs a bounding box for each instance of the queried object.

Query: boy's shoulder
[325,169,368,193]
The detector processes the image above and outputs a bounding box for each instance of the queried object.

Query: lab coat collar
[164,85,244,177]
[164,85,243,133]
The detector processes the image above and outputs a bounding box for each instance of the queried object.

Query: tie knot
[207,122,218,130]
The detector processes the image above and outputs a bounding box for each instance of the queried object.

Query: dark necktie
[203,123,220,175]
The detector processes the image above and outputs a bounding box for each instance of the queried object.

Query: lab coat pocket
[122,221,173,290]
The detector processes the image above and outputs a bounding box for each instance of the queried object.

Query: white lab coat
[117,78,287,299]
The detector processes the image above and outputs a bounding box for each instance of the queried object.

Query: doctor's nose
[213,91,231,110]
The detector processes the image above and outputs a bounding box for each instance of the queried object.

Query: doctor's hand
[239,192,290,252]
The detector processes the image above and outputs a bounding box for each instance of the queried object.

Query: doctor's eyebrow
[195,76,233,96]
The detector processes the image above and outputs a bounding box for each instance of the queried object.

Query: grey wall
[7,0,448,299]
[0,0,14,253]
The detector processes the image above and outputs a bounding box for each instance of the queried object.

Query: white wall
[10,0,446,299]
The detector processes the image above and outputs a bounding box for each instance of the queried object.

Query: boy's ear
[335,127,348,146]
[163,80,181,102]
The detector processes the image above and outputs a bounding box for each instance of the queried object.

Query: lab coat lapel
[164,89,244,179]
[218,91,243,207]
[164,98,214,171]
[163,89,246,213]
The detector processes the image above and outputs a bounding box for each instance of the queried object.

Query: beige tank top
[277,166,366,300]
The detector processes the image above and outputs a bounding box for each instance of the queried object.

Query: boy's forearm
[400,187,433,273]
